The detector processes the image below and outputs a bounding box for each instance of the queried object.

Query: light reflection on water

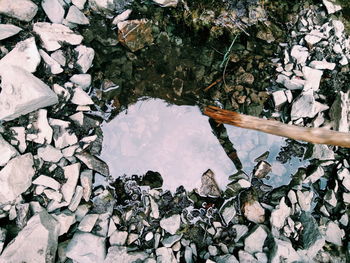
[100,99,306,191]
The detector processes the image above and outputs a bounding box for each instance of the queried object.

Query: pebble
[0,0,38,22]
[309,60,336,70]
[68,185,84,211]
[302,66,323,91]
[272,90,288,109]
[80,170,93,201]
[51,50,66,66]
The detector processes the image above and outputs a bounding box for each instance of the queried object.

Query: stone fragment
[0,228,6,252]
[310,144,335,160]
[0,0,38,22]
[0,66,58,121]
[253,161,271,178]
[338,168,350,191]
[333,20,344,38]
[156,247,177,263]
[305,30,324,46]
[27,109,53,144]
[220,202,236,225]
[270,238,301,263]
[323,0,342,14]
[39,49,63,74]
[76,152,109,176]
[66,5,89,25]
[33,22,83,52]
[304,167,324,184]
[0,37,40,73]
[68,186,84,212]
[162,234,182,247]
[74,45,95,73]
[112,9,132,25]
[44,189,63,202]
[0,153,35,204]
[270,197,291,229]
[242,200,265,224]
[272,90,288,109]
[118,19,154,52]
[70,74,92,90]
[71,87,94,105]
[80,170,93,201]
[325,221,344,246]
[88,0,115,14]
[51,50,66,66]
[199,169,221,197]
[62,163,81,204]
[238,250,258,263]
[104,246,148,263]
[244,225,267,254]
[49,119,78,149]
[41,0,65,23]
[330,91,349,133]
[297,190,313,212]
[309,60,336,70]
[53,210,76,236]
[324,190,337,207]
[109,230,128,246]
[291,45,309,64]
[291,90,328,120]
[33,175,60,190]
[37,145,63,163]
[302,66,323,92]
[66,232,106,263]
[276,74,305,90]
[0,210,59,262]
[10,127,26,153]
[78,213,99,232]
[160,214,181,235]
[153,0,178,7]
[0,134,18,166]
[73,0,87,9]
[0,24,22,40]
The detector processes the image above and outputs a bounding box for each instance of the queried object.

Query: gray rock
[153,0,178,7]
[0,153,35,204]
[325,221,344,246]
[270,197,291,229]
[66,5,89,25]
[162,234,182,247]
[323,0,342,14]
[53,210,76,236]
[0,37,40,73]
[37,145,63,163]
[71,87,94,105]
[42,0,65,23]
[26,109,53,145]
[290,45,309,64]
[304,167,324,184]
[184,246,193,263]
[0,66,58,122]
[160,214,181,235]
[80,170,93,201]
[156,247,177,263]
[61,163,81,204]
[291,90,328,120]
[0,134,18,166]
[33,22,83,51]
[73,0,87,9]
[76,152,109,176]
[104,246,148,263]
[70,74,92,90]
[109,230,128,246]
[0,24,22,40]
[297,190,314,212]
[49,119,78,149]
[39,49,63,74]
[270,238,301,263]
[0,0,38,22]
[310,144,335,160]
[0,210,59,263]
[32,175,61,190]
[66,232,106,263]
[78,213,99,232]
[244,225,267,254]
[199,169,221,197]
[74,45,95,73]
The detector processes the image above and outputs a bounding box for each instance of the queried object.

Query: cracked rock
[0,0,38,22]
[160,214,181,235]
[41,0,65,24]
[0,24,22,41]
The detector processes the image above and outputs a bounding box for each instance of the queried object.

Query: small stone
[324,190,337,207]
[208,245,218,256]
[0,24,22,40]
[70,74,91,90]
[0,0,38,22]
[270,238,301,263]
[343,193,350,204]
[27,109,53,144]
[338,168,350,191]
[73,0,87,9]
[39,49,63,74]
[290,45,309,64]
[272,90,288,109]
[276,74,305,90]
[310,144,335,160]
[238,250,258,263]
[232,225,248,242]
[325,221,344,246]
[88,0,115,15]
[109,230,128,246]
[330,91,349,133]
[78,213,99,232]
[145,232,154,241]
[44,189,63,202]
[302,66,323,92]
[71,87,94,105]
[80,170,93,201]
[243,200,265,224]
[66,5,89,25]
[33,175,61,190]
[53,210,76,236]
[37,145,63,163]
[323,0,342,14]
[33,22,83,52]
[199,169,221,197]
[61,163,81,204]
[41,0,65,24]
[304,30,324,46]
[156,247,177,263]
[68,185,84,211]
[10,127,26,153]
[153,0,178,7]
[66,232,106,263]
[160,214,181,235]
[297,190,313,212]
[304,167,324,184]
[244,225,267,254]
[0,153,35,204]
[291,90,328,120]
[162,234,182,248]
[74,45,95,73]
[253,161,271,179]
[270,197,291,229]
[76,152,109,176]
[112,9,132,25]
[105,246,148,263]
[309,60,336,70]
[221,203,236,225]
[49,119,78,149]
[51,50,66,66]
[333,20,344,38]
[0,134,18,166]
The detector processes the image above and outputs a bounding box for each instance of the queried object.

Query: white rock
[153,0,178,7]
[39,49,63,74]
[66,5,89,25]
[297,190,313,212]
[270,238,301,263]
[49,119,78,149]
[0,134,18,166]
[33,175,61,190]
[310,144,335,160]
[73,0,87,9]
[244,225,267,254]
[309,60,336,70]
[272,90,288,109]
[338,168,350,191]
[75,204,91,221]
[156,247,177,263]
[276,74,305,90]
[0,0,38,22]
[61,163,80,204]
[112,9,132,25]
[0,37,40,73]
[78,213,99,232]
[10,127,27,153]
[291,45,309,64]
[330,91,349,132]
[109,230,128,246]
[66,232,106,263]
[238,251,258,263]
[304,30,324,46]
[44,189,63,202]
[302,66,323,91]
[0,210,59,262]
[333,43,343,54]
[0,66,58,121]
[80,170,93,201]
[0,153,35,204]
[70,74,92,90]
[343,192,350,204]
[304,167,324,184]
[88,0,115,14]
[333,20,345,39]
[160,214,181,235]
[68,185,84,211]
[325,190,337,207]
[27,109,53,144]
[42,0,65,23]
[33,22,83,52]
[325,221,344,246]
[71,87,94,105]
[105,246,148,263]
[53,210,76,236]
[323,0,342,14]
[0,24,22,40]
[74,45,95,73]
[339,214,348,226]
[51,50,66,66]
[291,90,328,120]
[37,145,63,163]
[243,200,265,224]
[270,197,291,229]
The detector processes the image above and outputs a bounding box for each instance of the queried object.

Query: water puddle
[101,99,308,192]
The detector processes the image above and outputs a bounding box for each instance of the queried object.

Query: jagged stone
[74,45,95,73]
[0,134,18,167]
[41,0,65,23]
[0,24,22,40]
[105,246,148,263]
[160,214,181,235]
[0,0,38,22]
[66,5,89,25]
[39,49,63,74]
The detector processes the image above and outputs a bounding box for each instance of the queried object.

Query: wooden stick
[204,106,350,148]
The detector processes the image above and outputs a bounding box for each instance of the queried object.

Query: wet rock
[0,0,38,22]
[74,45,95,73]
[37,145,63,163]
[242,200,265,224]
[33,175,60,190]
[160,214,181,235]
[53,210,76,236]
[27,109,53,144]
[66,5,89,25]
[0,153,34,204]
[70,74,92,90]
[153,0,178,7]
[291,90,328,120]
[62,163,81,204]
[118,19,154,52]
[156,247,177,263]
[49,119,78,149]
[33,22,83,52]
[199,169,221,197]
[78,213,99,232]
[0,37,40,73]
[71,87,94,105]
[41,0,65,24]
[76,152,109,176]
[39,49,63,74]
[244,225,267,254]
[323,0,342,14]
[0,66,58,121]
[0,24,22,40]
[0,210,59,262]
[270,238,301,263]
[0,134,18,166]
[270,197,291,229]
[253,161,271,179]
[66,232,106,263]
[109,230,128,246]
[105,246,148,263]
[330,91,349,133]
[290,45,309,64]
